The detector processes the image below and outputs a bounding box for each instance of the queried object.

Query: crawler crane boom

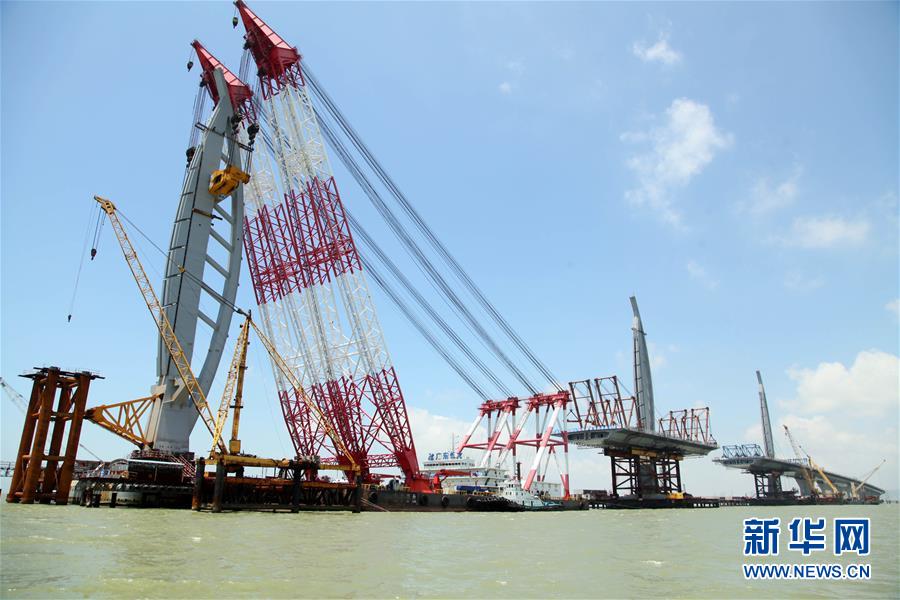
[851,459,885,499]
[209,314,251,455]
[93,195,226,453]
[784,425,817,495]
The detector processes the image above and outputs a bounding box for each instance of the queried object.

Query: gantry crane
[851,459,885,500]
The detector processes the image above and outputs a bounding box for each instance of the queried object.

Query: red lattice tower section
[238,0,424,488]
[243,169,421,484]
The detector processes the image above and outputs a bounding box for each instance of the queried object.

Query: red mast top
[235,0,303,97]
[192,40,254,117]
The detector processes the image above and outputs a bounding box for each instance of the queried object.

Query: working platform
[567,374,717,501]
[568,427,718,457]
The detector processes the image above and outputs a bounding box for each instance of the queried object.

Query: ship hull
[366,489,588,512]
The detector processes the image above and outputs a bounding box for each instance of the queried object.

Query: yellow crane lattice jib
[245,318,358,472]
[784,424,816,493]
[93,195,226,453]
[85,394,159,447]
[811,458,839,495]
[228,316,251,455]
[209,316,250,454]
[852,459,885,498]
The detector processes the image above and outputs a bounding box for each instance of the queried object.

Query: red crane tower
[235,1,426,490]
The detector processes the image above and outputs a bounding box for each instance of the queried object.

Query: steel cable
[304,64,562,392]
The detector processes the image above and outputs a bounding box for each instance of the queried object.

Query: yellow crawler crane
[88,196,225,453]
[851,459,885,500]
[205,313,358,473]
[784,425,840,498]
[209,314,251,456]
[88,195,357,474]
[808,456,840,498]
[784,425,816,496]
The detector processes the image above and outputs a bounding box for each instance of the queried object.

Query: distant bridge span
[716,450,885,499]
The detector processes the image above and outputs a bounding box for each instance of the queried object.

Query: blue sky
[2,1,897,496]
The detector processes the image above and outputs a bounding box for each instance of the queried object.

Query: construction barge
[65,448,586,513]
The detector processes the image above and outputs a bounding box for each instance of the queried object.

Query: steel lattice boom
[236,0,422,487]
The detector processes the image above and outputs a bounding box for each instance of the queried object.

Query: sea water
[1,501,897,598]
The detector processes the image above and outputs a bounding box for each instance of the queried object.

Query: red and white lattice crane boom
[234,1,425,489]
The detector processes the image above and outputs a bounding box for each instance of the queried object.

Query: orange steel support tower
[6,368,101,505]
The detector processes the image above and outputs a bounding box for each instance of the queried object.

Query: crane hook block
[209,164,250,197]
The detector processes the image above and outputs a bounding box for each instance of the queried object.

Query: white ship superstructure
[420,451,561,499]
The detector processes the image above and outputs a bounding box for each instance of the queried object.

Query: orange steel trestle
[6,368,101,505]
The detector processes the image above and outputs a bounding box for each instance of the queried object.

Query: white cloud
[742,168,801,216]
[408,407,474,460]
[783,270,825,292]
[686,260,718,290]
[647,341,667,369]
[886,298,899,318]
[497,60,525,95]
[623,98,733,227]
[556,44,576,61]
[786,350,899,416]
[632,34,682,65]
[743,423,763,445]
[784,215,870,248]
[505,60,525,75]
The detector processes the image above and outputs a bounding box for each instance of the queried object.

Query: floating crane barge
[16,2,886,515]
